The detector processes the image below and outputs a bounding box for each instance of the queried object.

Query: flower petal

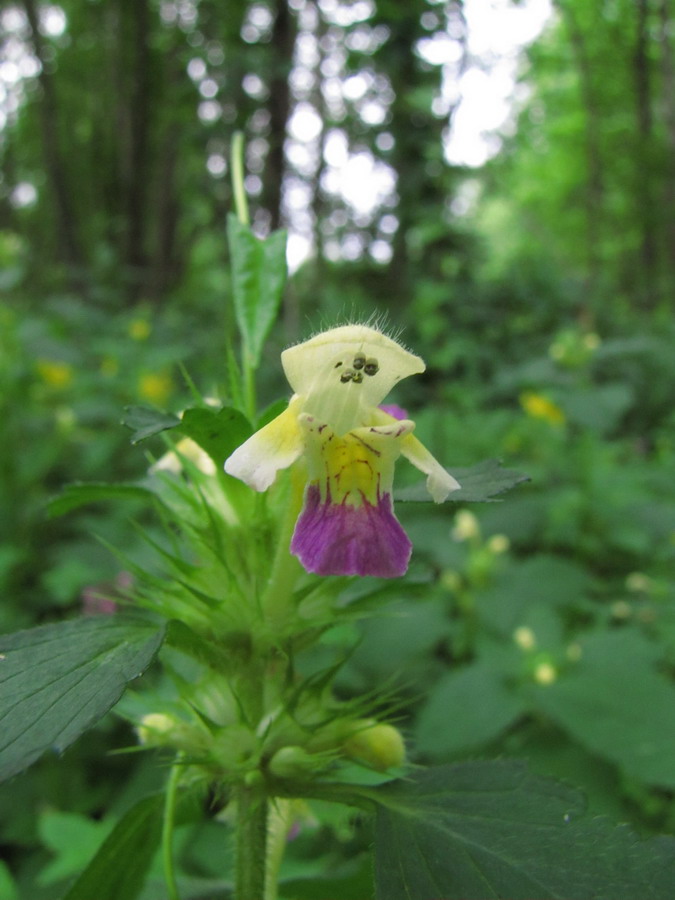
[224,399,303,491]
[400,433,460,502]
[290,484,411,577]
[290,415,415,577]
[281,325,425,435]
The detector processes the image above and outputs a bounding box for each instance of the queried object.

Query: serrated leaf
[122,406,181,444]
[47,482,155,518]
[532,630,675,788]
[415,663,526,757]
[178,406,252,468]
[228,214,287,367]
[61,794,164,900]
[373,760,675,900]
[0,616,165,781]
[395,459,529,503]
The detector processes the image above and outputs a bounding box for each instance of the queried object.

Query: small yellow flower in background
[100,356,119,377]
[487,534,510,555]
[513,626,536,651]
[36,359,74,389]
[138,372,173,405]
[625,572,652,593]
[520,391,565,427]
[533,661,557,685]
[452,509,480,542]
[129,318,151,341]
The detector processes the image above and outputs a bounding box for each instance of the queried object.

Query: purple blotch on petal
[290,485,412,578]
[379,404,409,421]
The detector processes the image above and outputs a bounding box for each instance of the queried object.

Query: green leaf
[0,616,165,781]
[532,630,675,788]
[415,663,526,757]
[227,214,287,367]
[177,406,252,468]
[38,810,115,885]
[373,760,675,900]
[47,482,155,518]
[395,459,530,503]
[61,794,164,900]
[121,406,181,444]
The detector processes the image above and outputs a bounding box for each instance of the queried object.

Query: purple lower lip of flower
[290,484,412,578]
[379,404,409,421]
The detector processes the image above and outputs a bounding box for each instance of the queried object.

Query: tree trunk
[22,0,85,281]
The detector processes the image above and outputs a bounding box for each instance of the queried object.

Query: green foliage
[373,761,675,900]
[61,795,164,900]
[0,617,165,781]
[227,215,288,372]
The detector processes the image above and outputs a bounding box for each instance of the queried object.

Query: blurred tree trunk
[123,0,152,303]
[22,0,85,283]
[633,0,657,306]
[658,0,675,291]
[265,0,296,230]
[556,0,604,295]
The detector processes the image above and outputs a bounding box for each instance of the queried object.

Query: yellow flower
[36,359,74,388]
[520,391,565,426]
[138,372,173,405]
[129,318,151,341]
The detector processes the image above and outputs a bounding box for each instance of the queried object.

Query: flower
[520,390,565,426]
[225,325,459,577]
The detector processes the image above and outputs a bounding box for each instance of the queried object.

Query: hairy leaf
[373,760,675,900]
[0,616,165,781]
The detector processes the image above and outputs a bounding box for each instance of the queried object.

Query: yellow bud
[136,713,176,745]
[452,510,480,542]
[533,662,557,685]
[487,534,510,555]
[513,626,536,651]
[343,720,405,771]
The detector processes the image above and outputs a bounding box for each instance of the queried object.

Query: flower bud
[268,746,317,779]
[342,720,405,771]
[136,713,177,746]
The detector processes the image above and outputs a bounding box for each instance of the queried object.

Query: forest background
[1,0,675,897]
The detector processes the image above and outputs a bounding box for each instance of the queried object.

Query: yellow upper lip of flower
[281,325,425,436]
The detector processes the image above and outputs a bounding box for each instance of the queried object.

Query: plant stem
[261,468,305,629]
[235,784,268,900]
[231,131,250,226]
[162,754,183,900]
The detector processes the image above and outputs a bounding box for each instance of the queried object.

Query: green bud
[268,745,316,779]
[342,719,406,771]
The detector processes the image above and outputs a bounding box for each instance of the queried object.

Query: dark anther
[364,357,379,376]
[352,353,366,370]
[334,361,343,368]
[340,368,355,383]
[352,370,364,384]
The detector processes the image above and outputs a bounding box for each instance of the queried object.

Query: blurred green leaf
[396,459,529,503]
[415,663,526,757]
[227,214,287,368]
[38,810,115,885]
[121,406,181,444]
[178,406,252,468]
[0,617,165,781]
[373,760,675,900]
[61,794,164,900]
[532,630,675,788]
[47,482,155,518]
